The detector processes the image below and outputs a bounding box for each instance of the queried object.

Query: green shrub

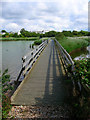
[55,32,65,40]
[2,94,11,118]
[34,40,42,45]
[67,59,90,86]
[74,58,90,85]
[1,69,13,118]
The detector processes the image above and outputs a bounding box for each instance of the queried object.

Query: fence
[54,39,74,73]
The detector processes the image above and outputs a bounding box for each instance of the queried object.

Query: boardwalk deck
[11,40,68,106]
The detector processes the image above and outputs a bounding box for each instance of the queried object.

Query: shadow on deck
[33,41,70,106]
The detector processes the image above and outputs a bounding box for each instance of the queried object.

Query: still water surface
[1,41,33,81]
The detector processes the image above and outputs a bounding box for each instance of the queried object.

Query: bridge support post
[22,56,26,78]
[47,39,48,44]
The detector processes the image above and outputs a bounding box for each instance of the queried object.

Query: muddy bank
[69,47,88,59]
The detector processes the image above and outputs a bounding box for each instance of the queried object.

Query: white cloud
[0,18,6,24]
[0,0,88,32]
[5,23,21,32]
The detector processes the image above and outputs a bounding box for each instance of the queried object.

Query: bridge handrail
[16,40,48,81]
[55,39,74,66]
[22,41,46,61]
[54,39,84,92]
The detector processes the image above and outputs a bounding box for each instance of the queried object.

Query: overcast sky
[0,0,88,32]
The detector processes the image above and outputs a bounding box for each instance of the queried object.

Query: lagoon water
[0,41,33,81]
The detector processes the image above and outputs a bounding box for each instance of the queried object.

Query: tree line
[1,28,90,38]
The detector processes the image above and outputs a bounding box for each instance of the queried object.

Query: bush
[68,59,90,85]
[2,94,11,118]
[1,69,13,118]
[55,32,65,40]
[74,58,90,85]
[34,40,42,45]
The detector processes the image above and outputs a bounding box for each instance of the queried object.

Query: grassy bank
[56,37,89,53]
[0,37,39,41]
[40,37,49,40]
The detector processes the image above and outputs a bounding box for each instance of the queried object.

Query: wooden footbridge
[11,39,74,106]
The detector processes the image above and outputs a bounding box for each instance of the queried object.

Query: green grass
[0,37,39,41]
[40,37,49,40]
[57,37,89,53]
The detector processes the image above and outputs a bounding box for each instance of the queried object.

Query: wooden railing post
[22,56,26,77]
[47,39,48,44]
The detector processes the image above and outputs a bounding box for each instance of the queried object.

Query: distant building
[18,31,21,35]
[31,30,45,34]
[9,31,20,35]
[9,31,14,34]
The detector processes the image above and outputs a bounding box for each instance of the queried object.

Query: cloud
[0,0,88,32]
[5,23,21,31]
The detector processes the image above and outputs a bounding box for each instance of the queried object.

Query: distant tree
[2,32,9,38]
[40,34,43,38]
[62,30,73,37]
[79,30,88,36]
[13,33,19,38]
[88,32,90,36]
[20,28,27,37]
[20,28,26,34]
[9,33,14,37]
[55,32,65,40]
[72,30,78,36]
[19,34,24,38]
[1,30,6,33]
[44,31,56,37]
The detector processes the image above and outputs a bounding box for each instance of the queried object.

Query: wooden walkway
[11,40,68,106]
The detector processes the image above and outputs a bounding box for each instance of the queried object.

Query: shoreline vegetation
[1,37,89,55]
[31,38,48,47]
[1,29,90,54]
[0,37,39,41]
